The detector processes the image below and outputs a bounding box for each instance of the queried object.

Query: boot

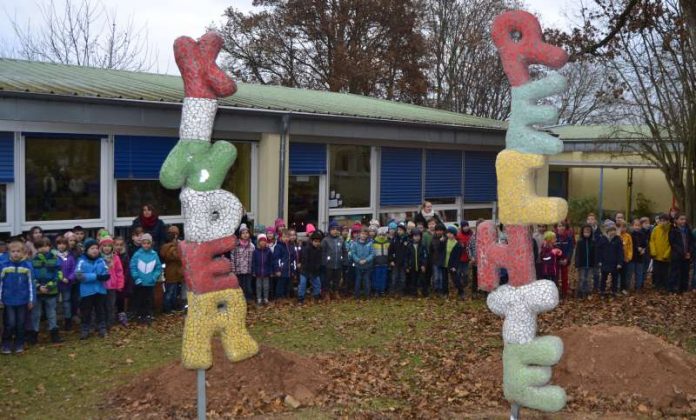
[27,331,38,346]
[118,312,128,327]
[50,329,64,343]
[80,329,90,340]
[64,318,73,331]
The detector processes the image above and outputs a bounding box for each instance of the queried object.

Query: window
[330,145,370,208]
[288,176,320,233]
[379,211,416,226]
[330,214,372,228]
[117,181,181,218]
[462,207,493,221]
[0,184,6,224]
[25,136,101,221]
[425,197,457,205]
[220,142,252,211]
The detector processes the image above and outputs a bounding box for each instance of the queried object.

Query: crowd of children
[2,204,696,354]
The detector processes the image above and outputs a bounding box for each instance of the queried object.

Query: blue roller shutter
[0,132,13,182]
[114,135,178,179]
[380,147,422,206]
[464,151,498,202]
[425,149,462,199]
[289,143,326,175]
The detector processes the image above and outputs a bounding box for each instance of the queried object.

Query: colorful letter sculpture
[476,10,569,413]
[160,31,258,370]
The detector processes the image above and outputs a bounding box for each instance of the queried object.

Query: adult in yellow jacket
[649,214,671,290]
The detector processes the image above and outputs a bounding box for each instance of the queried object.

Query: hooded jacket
[0,259,34,306]
[56,250,77,291]
[321,234,345,269]
[669,224,693,261]
[389,234,412,268]
[410,241,428,272]
[597,235,625,270]
[130,248,163,287]
[649,222,671,262]
[273,240,297,277]
[372,236,390,266]
[631,229,648,263]
[232,239,254,275]
[429,234,447,267]
[300,243,323,277]
[104,253,125,291]
[76,254,110,297]
[350,238,374,270]
[574,233,596,268]
[456,231,473,263]
[252,246,274,278]
[160,241,184,283]
[32,251,63,296]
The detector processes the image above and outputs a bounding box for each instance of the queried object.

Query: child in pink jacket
[100,236,124,329]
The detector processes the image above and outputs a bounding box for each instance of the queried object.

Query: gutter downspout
[278,114,290,219]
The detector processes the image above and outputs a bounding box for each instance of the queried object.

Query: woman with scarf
[130,204,167,252]
[413,201,444,227]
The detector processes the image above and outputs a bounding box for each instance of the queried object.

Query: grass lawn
[0,292,694,418]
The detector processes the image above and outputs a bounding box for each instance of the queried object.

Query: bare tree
[7,0,157,71]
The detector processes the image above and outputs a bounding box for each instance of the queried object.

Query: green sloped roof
[0,58,505,130]
[550,125,652,141]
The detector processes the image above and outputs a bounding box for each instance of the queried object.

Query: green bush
[568,197,598,227]
[633,193,654,219]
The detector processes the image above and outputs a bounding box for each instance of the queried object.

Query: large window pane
[330,145,370,208]
[462,208,493,221]
[25,137,100,221]
[289,175,319,233]
[220,142,252,211]
[0,184,6,224]
[117,181,181,217]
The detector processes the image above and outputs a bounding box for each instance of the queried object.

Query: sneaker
[257,299,262,306]
[1,346,11,355]
[14,345,24,354]
[621,290,628,296]
[263,299,269,305]
[118,312,128,327]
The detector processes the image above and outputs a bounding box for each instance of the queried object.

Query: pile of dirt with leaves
[107,291,696,418]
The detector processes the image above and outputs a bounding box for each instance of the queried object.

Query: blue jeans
[60,288,72,320]
[577,267,591,297]
[633,260,646,290]
[432,264,444,293]
[32,295,58,331]
[354,269,371,298]
[621,262,634,291]
[455,262,469,296]
[163,283,182,313]
[298,274,320,301]
[275,276,290,299]
[237,273,253,300]
[592,265,601,292]
[373,266,388,294]
[2,305,27,349]
[391,267,407,295]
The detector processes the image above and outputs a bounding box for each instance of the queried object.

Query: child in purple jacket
[55,236,77,331]
[252,234,274,305]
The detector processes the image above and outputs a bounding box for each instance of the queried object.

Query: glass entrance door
[289,175,325,233]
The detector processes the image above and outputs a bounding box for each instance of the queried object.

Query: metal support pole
[197,369,206,420]
[278,114,290,219]
[598,167,604,222]
[510,402,521,420]
[627,168,634,218]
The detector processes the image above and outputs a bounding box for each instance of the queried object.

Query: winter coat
[321,235,345,270]
[118,251,134,296]
[130,248,163,287]
[649,223,671,262]
[131,217,167,252]
[76,255,110,297]
[351,239,374,270]
[669,225,693,261]
[413,211,443,227]
[273,241,297,277]
[300,244,323,277]
[597,235,624,270]
[389,235,412,269]
[429,235,447,267]
[631,230,648,263]
[0,253,8,266]
[410,242,428,271]
[456,231,473,263]
[539,244,560,277]
[32,251,63,296]
[574,237,596,268]
[160,241,184,283]
[232,240,254,275]
[252,247,274,278]
[56,251,77,291]
[0,259,34,306]
[446,239,462,270]
[554,231,575,264]
[104,254,125,291]
[372,236,390,266]
[620,232,633,263]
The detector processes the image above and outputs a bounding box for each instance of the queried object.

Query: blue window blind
[289,143,326,175]
[425,149,462,198]
[114,135,178,179]
[380,147,422,206]
[0,132,13,183]
[464,151,498,202]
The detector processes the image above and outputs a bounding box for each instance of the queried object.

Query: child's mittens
[503,336,566,412]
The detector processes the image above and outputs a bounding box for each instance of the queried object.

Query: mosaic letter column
[160,31,258,370]
[476,10,570,413]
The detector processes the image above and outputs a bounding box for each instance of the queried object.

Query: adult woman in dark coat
[413,201,444,227]
[131,204,167,252]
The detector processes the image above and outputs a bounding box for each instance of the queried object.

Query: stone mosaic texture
[475,221,536,291]
[496,150,568,225]
[160,31,258,370]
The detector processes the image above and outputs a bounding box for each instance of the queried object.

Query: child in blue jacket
[1,240,34,353]
[272,229,297,300]
[351,227,374,299]
[76,238,110,339]
[129,233,162,325]
[252,234,274,305]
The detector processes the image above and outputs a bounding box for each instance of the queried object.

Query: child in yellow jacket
[649,214,672,290]
[617,222,633,293]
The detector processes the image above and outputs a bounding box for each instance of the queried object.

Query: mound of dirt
[554,325,696,410]
[109,342,329,417]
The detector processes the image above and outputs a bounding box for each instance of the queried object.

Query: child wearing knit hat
[100,236,125,329]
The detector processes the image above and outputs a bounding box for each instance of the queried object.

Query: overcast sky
[1,0,581,74]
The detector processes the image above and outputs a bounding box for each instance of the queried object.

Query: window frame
[0,183,11,232]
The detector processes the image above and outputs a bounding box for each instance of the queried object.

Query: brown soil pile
[109,342,329,418]
[553,325,696,411]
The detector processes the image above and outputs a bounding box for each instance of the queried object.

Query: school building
[0,58,509,237]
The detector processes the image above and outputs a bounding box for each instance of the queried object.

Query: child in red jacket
[540,231,562,289]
